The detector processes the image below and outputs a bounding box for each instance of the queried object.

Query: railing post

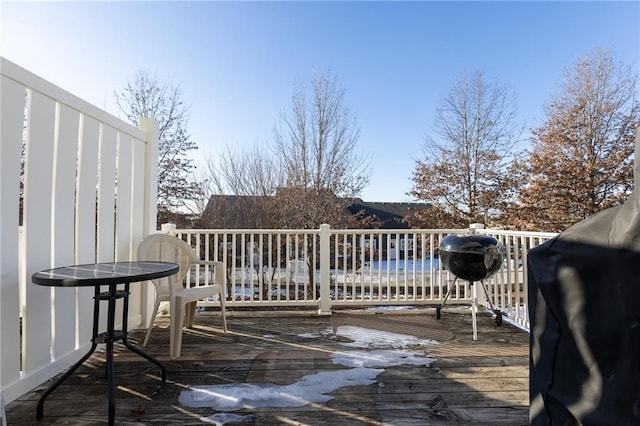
[161,223,176,234]
[139,117,159,235]
[139,118,159,333]
[318,224,332,315]
[469,223,485,234]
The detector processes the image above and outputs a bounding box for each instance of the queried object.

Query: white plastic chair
[137,233,228,358]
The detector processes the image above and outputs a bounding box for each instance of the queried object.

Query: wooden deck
[5,307,530,425]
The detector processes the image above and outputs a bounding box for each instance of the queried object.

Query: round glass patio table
[32,261,179,426]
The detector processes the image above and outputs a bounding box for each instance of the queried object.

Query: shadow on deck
[5,307,530,425]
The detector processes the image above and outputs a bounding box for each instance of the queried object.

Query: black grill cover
[439,234,504,281]
[528,216,640,424]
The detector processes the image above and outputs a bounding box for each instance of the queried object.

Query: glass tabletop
[32,261,179,287]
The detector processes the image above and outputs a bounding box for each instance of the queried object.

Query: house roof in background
[202,195,429,229]
[347,200,430,229]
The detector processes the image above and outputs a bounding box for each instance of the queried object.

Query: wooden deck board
[5,307,530,425]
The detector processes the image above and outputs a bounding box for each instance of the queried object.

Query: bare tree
[411,70,523,227]
[114,71,201,226]
[211,144,283,197]
[272,68,371,229]
[201,69,371,230]
[512,48,640,231]
[199,144,283,228]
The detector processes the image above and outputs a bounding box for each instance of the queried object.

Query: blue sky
[2,1,639,202]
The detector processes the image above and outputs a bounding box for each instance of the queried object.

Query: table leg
[120,283,167,382]
[36,280,168,424]
[36,286,101,421]
[106,284,117,425]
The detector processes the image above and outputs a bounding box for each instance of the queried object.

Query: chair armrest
[192,260,226,293]
[194,260,224,268]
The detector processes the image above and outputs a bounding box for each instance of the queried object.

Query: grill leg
[471,281,478,341]
[436,278,457,319]
[479,280,502,326]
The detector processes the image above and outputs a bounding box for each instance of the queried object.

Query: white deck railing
[0,57,159,404]
[167,225,556,328]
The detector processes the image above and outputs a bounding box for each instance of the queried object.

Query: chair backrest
[137,234,198,297]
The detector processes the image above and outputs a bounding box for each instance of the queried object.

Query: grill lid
[439,234,504,281]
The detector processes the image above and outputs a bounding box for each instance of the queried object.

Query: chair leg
[185,301,197,328]
[219,296,228,333]
[143,299,161,347]
[171,301,186,359]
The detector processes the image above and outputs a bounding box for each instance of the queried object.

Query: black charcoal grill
[437,234,505,339]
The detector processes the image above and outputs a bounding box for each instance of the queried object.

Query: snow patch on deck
[179,325,438,423]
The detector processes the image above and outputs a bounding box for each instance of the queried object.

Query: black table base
[36,283,166,425]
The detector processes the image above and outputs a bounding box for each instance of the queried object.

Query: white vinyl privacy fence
[0,57,159,404]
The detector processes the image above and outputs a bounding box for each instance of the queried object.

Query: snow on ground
[363,305,417,312]
[334,325,439,349]
[179,325,438,424]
